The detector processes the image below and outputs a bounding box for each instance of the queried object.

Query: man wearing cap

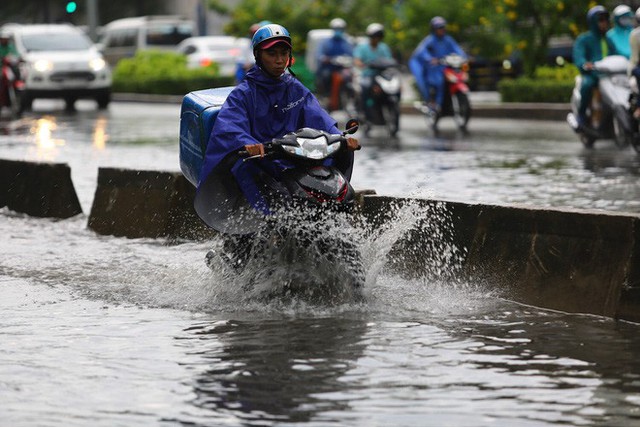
[195,23,360,225]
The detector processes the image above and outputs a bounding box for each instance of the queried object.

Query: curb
[113,93,570,122]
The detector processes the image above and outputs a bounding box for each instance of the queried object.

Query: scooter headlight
[282,135,339,159]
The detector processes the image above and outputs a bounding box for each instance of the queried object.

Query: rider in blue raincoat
[195,23,359,232]
[573,5,618,127]
[409,16,466,113]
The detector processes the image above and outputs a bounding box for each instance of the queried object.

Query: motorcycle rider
[408,16,466,114]
[315,18,353,99]
[572,5,618,129]
[353,23,393,121]
[195,23,360,229]
[607,4,634,59]
[0,32,19,95]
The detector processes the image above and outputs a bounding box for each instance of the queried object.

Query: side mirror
[345,119,359,135]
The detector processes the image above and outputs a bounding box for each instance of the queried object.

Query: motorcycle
[625,74,640,156]
[318,55,356,115]
[357,57,402,137]
[415,54,471,132]
[179,89,365,301]
[567,55,635,149]
[0,55,25,119]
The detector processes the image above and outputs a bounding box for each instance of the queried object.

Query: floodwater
[2,101,640,427]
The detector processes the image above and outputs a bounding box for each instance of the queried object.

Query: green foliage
[497,77,574,103]
[533,65,579,81]
[112,51,234,95]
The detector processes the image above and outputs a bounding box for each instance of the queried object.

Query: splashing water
[198,198,476,311]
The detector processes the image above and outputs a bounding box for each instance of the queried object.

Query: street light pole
[87,0,99,41]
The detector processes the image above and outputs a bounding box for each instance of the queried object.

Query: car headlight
[89,58,106,72]
[33,59,53,72]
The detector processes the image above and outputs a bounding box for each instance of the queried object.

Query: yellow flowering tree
[494,0,597,76]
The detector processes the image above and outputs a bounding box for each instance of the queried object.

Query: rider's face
[259,44,291,78]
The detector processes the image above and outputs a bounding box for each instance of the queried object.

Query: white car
[176,36,249,77]
[3,23,112,110]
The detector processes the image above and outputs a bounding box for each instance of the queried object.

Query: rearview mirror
[345,119,359,135]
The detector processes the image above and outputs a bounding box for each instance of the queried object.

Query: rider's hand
[583,62,594,71]
[346,137,361,151]
[430,58,440,65]
[245,143,265,157]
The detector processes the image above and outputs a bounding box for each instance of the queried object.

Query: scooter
[567,55,634,149]
[625,75,640,156]
[215,122,365,300]
[179,87,365,300]
[0,56,25,119]
[357,57,402,137]
[415,54,471,132]
[318,55,356,115]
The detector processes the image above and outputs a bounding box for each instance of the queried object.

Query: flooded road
[2,101,640,426]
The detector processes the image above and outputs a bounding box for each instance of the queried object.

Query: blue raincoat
[194,65,353,233]
[408,31,466,106]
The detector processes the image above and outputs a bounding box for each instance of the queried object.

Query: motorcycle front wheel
[381,102,400,137]
[612,109,631,149]
[452,92,471,131]
[7,85,22,119]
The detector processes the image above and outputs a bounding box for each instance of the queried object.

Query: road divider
[0,158,82,218]
[4,161,639,322]
[361,196,640,323]
[88,167,214,240]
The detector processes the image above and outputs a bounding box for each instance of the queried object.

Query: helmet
[430,16,447,30]
[613,5,634,27]
[365,23,384,38]
[251,23,292,50]
[250,20,274,37]
[587,5,609,22]
[613,4,632,18]
[329,18,347,30]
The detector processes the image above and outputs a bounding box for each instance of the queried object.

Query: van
[98,15,194,66]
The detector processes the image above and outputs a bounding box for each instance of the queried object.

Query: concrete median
[88,167,214,240]
[360,195,640,322]
[0,158,82,218]
[5,162,635,321]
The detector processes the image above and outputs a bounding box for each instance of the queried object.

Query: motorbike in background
[0,55,24,119]
[318,55,357,115]
[415,54,471,132]
[567,55,636,149]
[357,57,401,137]
[626,74,640,155]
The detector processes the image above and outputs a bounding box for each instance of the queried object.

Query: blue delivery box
[179,87,234,187]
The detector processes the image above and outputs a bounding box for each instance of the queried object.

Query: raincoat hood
[587,6,609,34]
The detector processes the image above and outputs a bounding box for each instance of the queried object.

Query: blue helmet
[251,24,292,51]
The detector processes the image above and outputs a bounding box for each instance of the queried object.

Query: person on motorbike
[607,5,634,59]
[0,32,20,93]
[315,18,353,98]
[572,5,618,128]
[195,23,360,228]
[408,16,466,114]
[353,23,393,121]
